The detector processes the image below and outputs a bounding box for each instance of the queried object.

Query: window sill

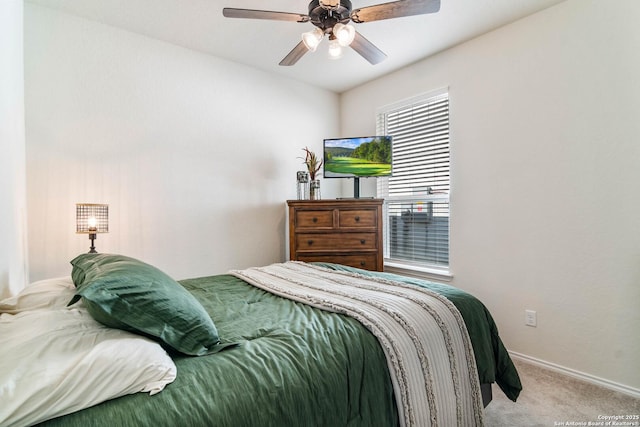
[383,260,453,282]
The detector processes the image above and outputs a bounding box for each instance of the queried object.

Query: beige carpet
[484,358,640,426]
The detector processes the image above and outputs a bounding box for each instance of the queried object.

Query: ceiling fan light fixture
[327,39,343,60]
[333,23,355,47]
[302,27,324,52]
[224,0,442,66]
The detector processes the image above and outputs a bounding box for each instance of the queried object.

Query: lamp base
[89,233,97,253]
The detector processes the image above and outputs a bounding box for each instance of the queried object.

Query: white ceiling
[25,0,566,93]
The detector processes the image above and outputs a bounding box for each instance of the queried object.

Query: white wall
[24,4,342,282]
[0,0,29,299]
[341,0,640,391]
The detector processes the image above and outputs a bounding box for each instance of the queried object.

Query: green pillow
[70,253,220,356]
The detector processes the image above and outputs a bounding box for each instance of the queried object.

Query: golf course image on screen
[323,136,392,178]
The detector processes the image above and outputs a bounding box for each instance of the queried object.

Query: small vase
[309,179,321,200]
[296,171,310,200]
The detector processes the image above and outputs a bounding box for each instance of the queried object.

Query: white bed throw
[230,262,484,427]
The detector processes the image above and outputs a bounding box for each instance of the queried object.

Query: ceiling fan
[222,0,441,66]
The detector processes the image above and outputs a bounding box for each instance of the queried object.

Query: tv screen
[323,136,392,178]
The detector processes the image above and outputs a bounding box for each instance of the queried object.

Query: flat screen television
[323,136,392,198]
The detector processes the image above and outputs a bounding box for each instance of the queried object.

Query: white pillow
[0,285,177,426]
[0,276,75,313]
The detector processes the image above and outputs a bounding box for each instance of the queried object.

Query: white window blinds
[376,90,450,271]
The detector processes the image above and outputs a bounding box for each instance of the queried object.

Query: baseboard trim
[509,351,640,399]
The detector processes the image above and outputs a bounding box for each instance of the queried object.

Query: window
[376,89,450,274]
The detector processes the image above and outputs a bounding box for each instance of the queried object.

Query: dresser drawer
[295,210,334,228]
[296,254,379,271]
[339,209,377,228]
[296,233,377,251]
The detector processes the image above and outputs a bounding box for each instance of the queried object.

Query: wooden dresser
[287,199,384,272]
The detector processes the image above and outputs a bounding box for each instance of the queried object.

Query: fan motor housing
[308,0,352,31]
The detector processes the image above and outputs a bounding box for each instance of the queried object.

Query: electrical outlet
[525,310,537,327]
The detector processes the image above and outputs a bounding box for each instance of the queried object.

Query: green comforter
[39,265,520,427]
[39,273,398,427]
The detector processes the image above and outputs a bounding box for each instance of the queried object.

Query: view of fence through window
[376,90,450,270]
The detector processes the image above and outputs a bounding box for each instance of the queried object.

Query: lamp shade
[327,39,343,60]
[76,204,109,234]
[333,23,355,47]
[302,28,324,52]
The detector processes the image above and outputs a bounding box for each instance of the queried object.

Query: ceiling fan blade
[351,0,440,23]
[350,31,387,65]
[223,8,309,23]
[279,41,310,66]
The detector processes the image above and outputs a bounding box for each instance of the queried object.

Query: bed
[0,254,521,427]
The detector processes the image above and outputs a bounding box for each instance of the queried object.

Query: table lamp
[76,203,109,253]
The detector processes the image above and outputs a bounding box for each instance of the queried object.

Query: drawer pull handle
[312,217,318,223]
[307,240,314,246]
[360,239,366,244]
[355,216,360,222]
[360,261,366,266]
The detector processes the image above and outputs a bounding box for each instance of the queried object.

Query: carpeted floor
[484,358,640,426]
